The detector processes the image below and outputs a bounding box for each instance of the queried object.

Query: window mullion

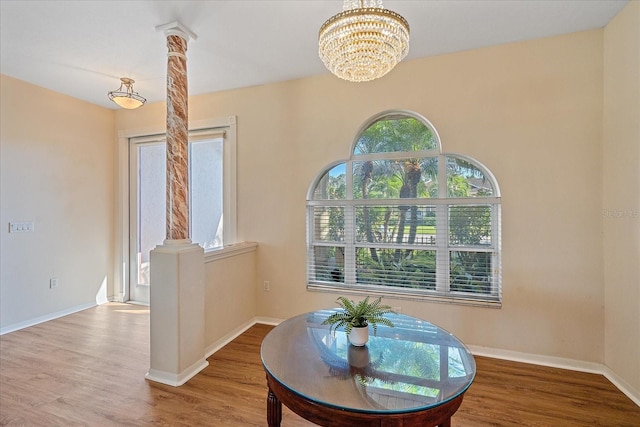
[435,204,449,294]
[346,161,353,199]
[343,161,356,285]
[435,155,449,294]
[306,206,316,283]
[344,205,356,285]
[492,204,502,298]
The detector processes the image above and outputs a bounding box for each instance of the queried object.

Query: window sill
[204,241,258,263]
[307,283,502,308]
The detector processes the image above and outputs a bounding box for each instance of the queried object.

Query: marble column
[147,22,206,387]
[165,33,189,242]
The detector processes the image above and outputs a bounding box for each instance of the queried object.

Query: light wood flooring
[1,303,638,426]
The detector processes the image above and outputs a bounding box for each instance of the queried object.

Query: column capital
[156,21,198,42]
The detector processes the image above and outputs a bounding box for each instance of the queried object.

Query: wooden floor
[1,303,638,426]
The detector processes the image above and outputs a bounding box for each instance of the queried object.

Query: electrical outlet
[50,278,58,289]
[263,281,270,291]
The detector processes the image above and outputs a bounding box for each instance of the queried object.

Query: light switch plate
[9,222,34,233]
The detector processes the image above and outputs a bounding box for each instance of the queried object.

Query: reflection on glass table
[261,310,476,426]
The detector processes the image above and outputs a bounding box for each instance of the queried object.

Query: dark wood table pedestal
[266,373,465,427]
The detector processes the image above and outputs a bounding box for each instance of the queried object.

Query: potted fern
[322,296,395,346]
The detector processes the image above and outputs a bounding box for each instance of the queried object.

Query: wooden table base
[266,374,463,427]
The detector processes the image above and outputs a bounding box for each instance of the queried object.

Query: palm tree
[355,116,438,265]
[354,124,391,264]
[390,121,437,262]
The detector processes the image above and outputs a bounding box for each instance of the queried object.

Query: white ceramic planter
[348,326,369,346]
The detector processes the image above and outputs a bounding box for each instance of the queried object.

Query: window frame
[306,111,501,307]
[187,126,237,248]
[116,116,237,303]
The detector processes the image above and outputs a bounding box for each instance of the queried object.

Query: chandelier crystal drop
[108,77,146,109]
[319,0,410,82]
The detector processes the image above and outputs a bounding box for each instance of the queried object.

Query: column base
[146,357,209,387]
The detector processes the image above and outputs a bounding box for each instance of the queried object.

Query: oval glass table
[261,310,476,427]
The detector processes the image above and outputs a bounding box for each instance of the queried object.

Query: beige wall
[0,74,115,330]
[204,249,257,349]
[603,1,640,396]
[116,29,606,364]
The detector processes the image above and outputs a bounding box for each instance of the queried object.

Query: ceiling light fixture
[318,0,410,83]
[108,77,146,109]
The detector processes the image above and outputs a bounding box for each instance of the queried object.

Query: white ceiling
[0,0,628,110]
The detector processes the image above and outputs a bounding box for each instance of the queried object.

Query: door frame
[128,137,167,304]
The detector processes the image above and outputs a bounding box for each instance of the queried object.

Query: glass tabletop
[261,310,476,414]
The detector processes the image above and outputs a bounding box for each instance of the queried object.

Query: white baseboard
[0,302,98,335]
[205,318,263,358]
[458,345,640,407]
[253,316,283,326]
[602,365,640,407]
[468,344,604,374]
[145,358,209,387]
[203,316,284,358]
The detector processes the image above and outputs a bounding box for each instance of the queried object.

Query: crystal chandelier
[108,77,146,109]
[319,0,410,82]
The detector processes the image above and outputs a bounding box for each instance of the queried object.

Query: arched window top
[312,163,347,200]
[445,155,497,198]
[352,111,441,156]
[311,111,499,201]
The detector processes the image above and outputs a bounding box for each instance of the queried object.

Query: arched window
[307,111,501,306]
